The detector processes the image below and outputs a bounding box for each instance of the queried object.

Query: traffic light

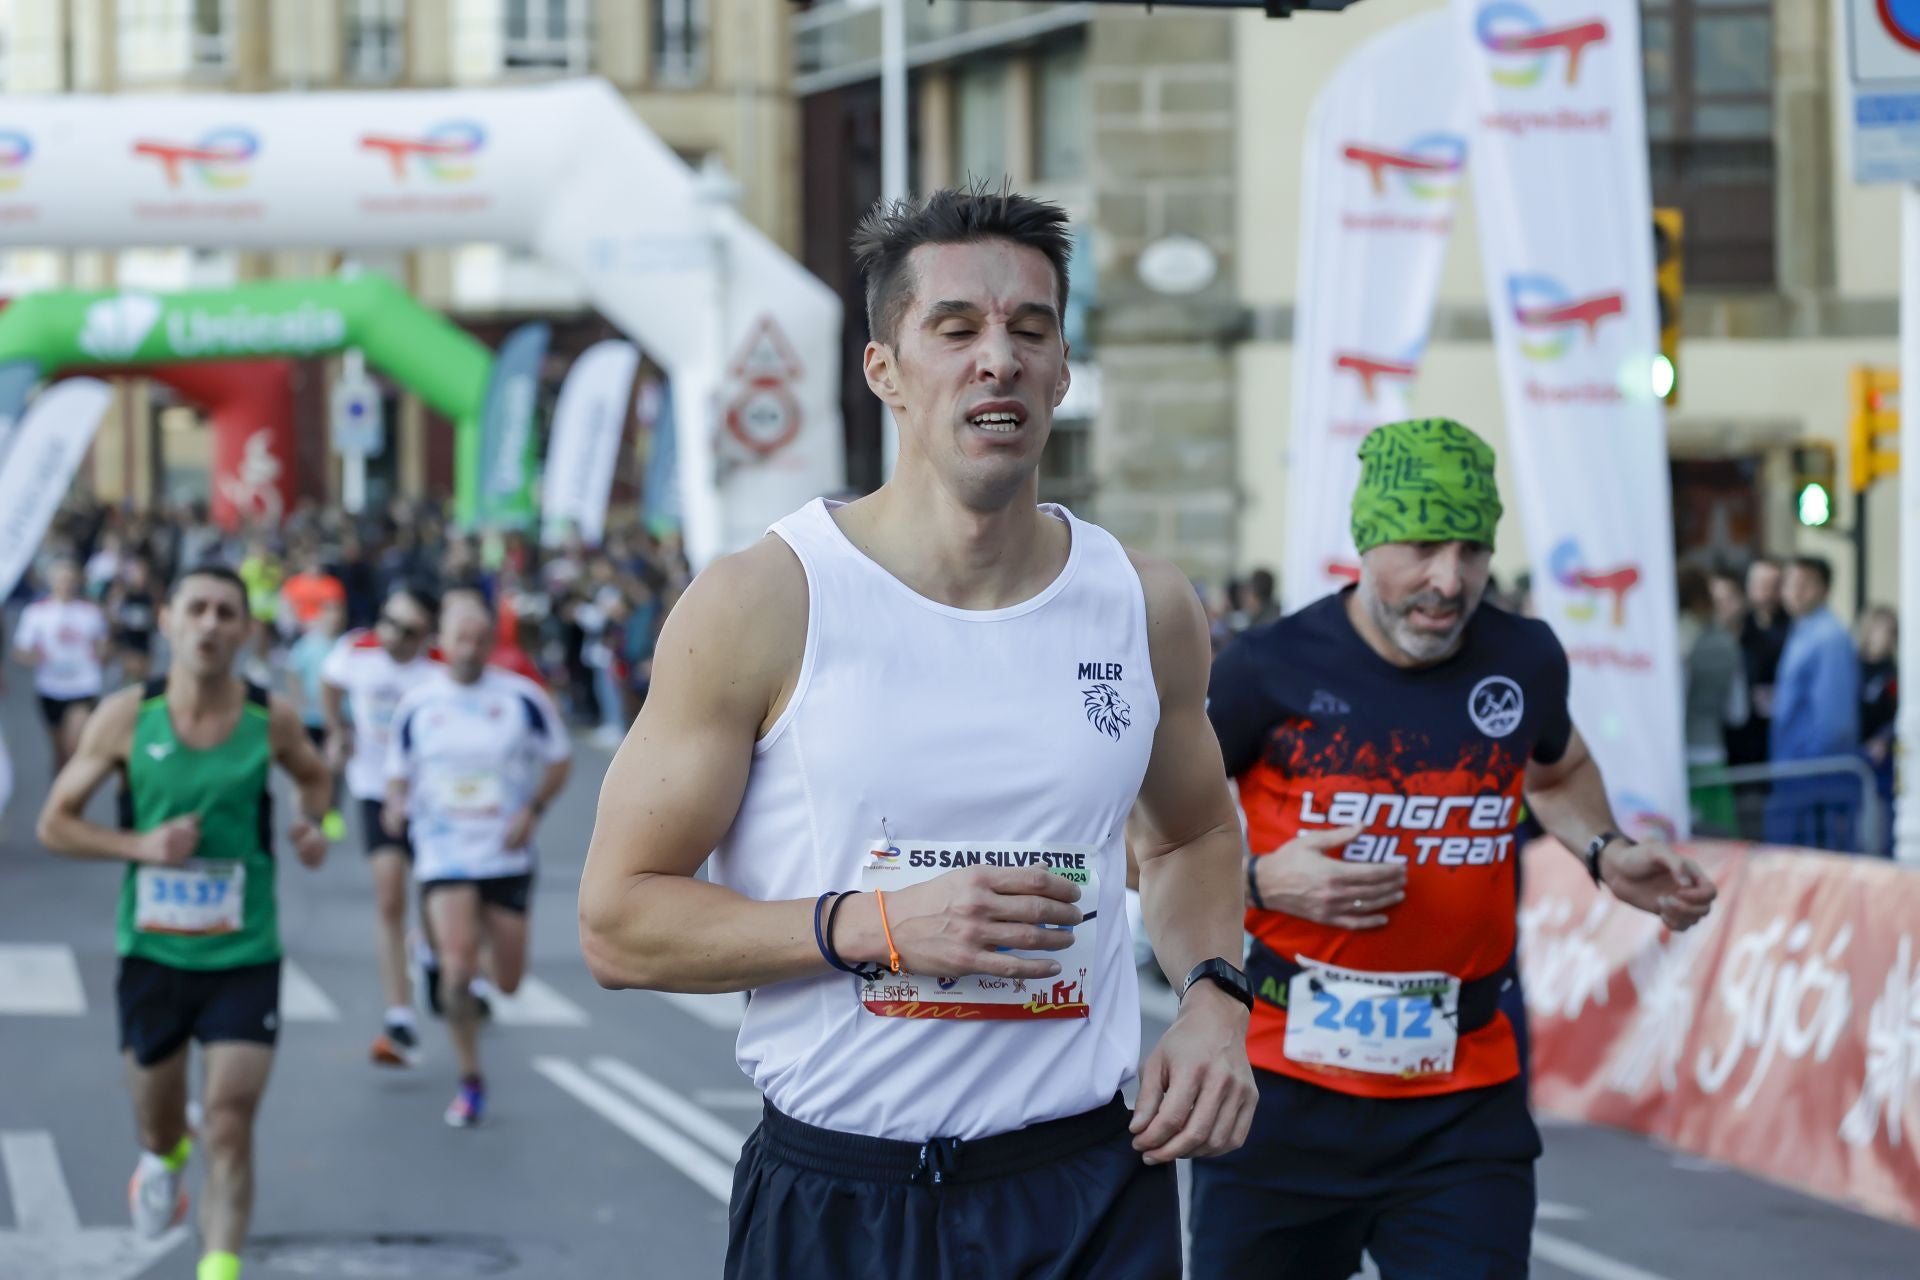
[1848,365,1900,492]
[1652,207,1682,405]
[1792,442,1836,528]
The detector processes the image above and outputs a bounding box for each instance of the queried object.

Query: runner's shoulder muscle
[650,535,806,736]
[1126,548,1210,706]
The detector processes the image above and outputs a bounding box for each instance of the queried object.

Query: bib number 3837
[135,862,245,936]
[1282,961,1460,1078]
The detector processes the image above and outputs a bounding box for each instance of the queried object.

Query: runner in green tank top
[38,565,334,1280]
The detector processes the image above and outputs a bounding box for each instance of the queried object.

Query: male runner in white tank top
[580,185,1257,1278]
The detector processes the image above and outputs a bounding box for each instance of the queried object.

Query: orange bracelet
[873,889,903,973]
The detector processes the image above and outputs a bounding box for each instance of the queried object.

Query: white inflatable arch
[0,78,843,565]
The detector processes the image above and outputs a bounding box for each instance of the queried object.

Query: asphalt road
[1,670,1917,1279]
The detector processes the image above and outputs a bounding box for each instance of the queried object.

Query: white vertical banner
[1456,0,1689,838]
[1283,11,1468,613]
[541,339,641,547]
[0,379,113,600]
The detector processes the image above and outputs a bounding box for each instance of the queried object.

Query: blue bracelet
[821,890,884,980]
[811,891,839,971]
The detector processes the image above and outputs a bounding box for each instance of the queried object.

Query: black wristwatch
[1585,830,1633,885]
[1182,958,1254,1013]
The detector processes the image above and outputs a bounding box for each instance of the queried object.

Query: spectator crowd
[8,495,693,751]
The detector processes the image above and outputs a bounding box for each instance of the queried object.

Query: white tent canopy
[0,78,843,565]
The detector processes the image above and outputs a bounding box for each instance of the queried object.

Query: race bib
[135,862,246,937]
[1282,959,1460,1079]
[858,839,1098,1021]
[434,772,505,819]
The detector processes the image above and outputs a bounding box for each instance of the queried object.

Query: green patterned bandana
[1350,418,1503,554]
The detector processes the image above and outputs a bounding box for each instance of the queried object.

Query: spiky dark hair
[850,180,1072,345]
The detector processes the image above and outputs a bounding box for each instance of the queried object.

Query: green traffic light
[1796,482,1832,527]
[1651,354,1675,399]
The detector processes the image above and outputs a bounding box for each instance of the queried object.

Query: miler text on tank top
[710,499,1160,1142]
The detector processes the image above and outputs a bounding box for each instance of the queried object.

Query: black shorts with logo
[359,797,413,860]
[421,873,534,916]
[726,1094,1179,1280]
[39,694,97,728]
[116,956,282,1068]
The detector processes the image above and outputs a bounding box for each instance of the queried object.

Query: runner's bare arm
[579,540,1082,994]
[1525,725,1716,930]
[36,687,186,864]
[1125,552,1257,1164]
[267,694,333,824]
[1127,553,1250,991]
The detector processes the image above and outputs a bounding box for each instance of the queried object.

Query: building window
[954,59,1008,185]
[344,0,405,83]
[504,0,589,73]
[119,0,232,77]
[1642,0,1773,287]
[653,0,709,87]
[1034,42,1087,183]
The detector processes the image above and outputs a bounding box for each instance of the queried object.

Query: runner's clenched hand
[135,814,200,867]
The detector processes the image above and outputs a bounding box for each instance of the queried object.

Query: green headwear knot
[1350,418,1503,555]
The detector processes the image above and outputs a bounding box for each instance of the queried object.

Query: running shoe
[369,1020,422,1068]
[444,1077,485,1128]
[469,976,496,1021]
[128,1150,189,1238]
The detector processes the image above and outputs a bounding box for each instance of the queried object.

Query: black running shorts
[420,873,534,916]
[116,956,281,1068]
[359,797,413,860]
[39,694,97,728]
[726,1094,1180,1279]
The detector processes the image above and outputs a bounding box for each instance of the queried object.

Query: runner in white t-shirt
[12,560,111,770]
[320,582,442,1068]
[385,590,571,1128]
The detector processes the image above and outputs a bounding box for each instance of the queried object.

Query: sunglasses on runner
[379,612,427,640]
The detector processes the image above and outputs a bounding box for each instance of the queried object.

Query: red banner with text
[1521,840,1920,1225]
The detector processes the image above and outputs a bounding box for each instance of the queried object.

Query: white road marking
[1537,1200,1590,1222]
[693,1089,765,1111]
[534,1058,734,1202]
[0,1130,190,1279]
[652,989,745,1031]
[0,945,86,1016]
[1533,1231,1678,1280]
[590,1057,747,1163]
[279,961,340,1023]
[1,1133,79,1233]
[487,976,590,1027]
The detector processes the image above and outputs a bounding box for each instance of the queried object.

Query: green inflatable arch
[0,274,520,525]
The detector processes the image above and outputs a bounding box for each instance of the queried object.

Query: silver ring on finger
[1353,899,1364,911]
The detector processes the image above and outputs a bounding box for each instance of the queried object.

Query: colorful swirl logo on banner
[359,120,488,183]
[131,127,259,189]
[1507,274,1625,360]
[1475,1,1609,88]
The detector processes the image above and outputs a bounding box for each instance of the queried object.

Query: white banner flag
[0,378,113,600]
[1283,10,1468,613]
[1455,0,1688,838]
[541,339,640,548]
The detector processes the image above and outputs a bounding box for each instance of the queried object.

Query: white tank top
[710,498,1160,1141]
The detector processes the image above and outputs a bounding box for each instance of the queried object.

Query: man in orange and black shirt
[1190,419,1717,1280]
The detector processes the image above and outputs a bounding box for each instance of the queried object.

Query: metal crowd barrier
[1686,755,1888,857]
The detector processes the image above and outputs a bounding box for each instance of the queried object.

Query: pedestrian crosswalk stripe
[280,961,341,1023]
[487,976,589,1027]
[534,1058,733,1202]
[0,945,86,1016]
[1,1132,80,1233]
[0,1130,190,1277]
[590,1057,746,1163]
